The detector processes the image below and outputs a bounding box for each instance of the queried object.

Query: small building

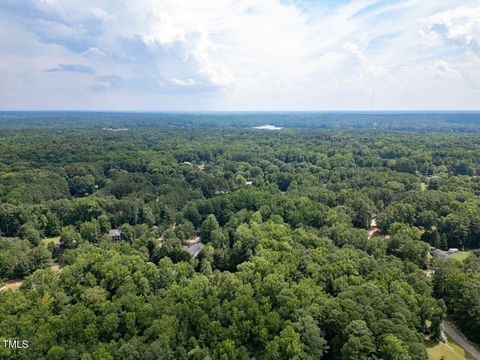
[430,248,451,259]
[181,237,205,258]
[448,248,460,254]
[185,242,205,258]
[109,229,121,242]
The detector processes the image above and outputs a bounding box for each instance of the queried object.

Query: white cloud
[343,42,367,62]
[83,47,106,58]
[169,77,198,86]
[433,61,462,80]
[426,7,480,49]
[0,0,479,110]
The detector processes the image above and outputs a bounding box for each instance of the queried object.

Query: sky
[0,0,479,111]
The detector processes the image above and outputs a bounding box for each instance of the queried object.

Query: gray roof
[109,229,121,237]
[186,242,205,258]
[431,249,451,259]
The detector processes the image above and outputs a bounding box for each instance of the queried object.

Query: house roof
[431,249,451,259]
[185,242,205,258]
[109,229,121,237]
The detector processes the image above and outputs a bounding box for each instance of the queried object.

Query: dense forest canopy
[1,112,480,359]
[2,111,480,132]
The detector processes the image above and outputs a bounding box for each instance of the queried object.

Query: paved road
[443,321,480,360]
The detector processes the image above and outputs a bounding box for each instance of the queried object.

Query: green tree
[22,226,42,246]
[98,214,111,233]
[341,320,375,360]
[265,325,306,360]
[60,225,82,249]
[120,223,135,243]
[200,214,219,242]
[80,220,101,243]
[378,334,412,360]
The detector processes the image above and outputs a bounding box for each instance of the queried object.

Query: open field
[427,334,476,360]
[0,279,23,292]
[41,236,61,246]
[451,251,473,263]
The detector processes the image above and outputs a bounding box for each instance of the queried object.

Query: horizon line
[1,110,480,114]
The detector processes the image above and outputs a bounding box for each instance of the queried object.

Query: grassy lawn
[451,251,472,263]
[41,236,61,246]
[426,335,475,360]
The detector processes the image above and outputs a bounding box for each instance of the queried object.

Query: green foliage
[433,255,480,342]
[200,214,220,242]
[119,224,135,243]
[80,220,101,243]
[0,237,51,279]
[379,334,412,360]
[341,320,376,360]
[60,225,82,249]
[2,123,480,358]
[21,225,41,246]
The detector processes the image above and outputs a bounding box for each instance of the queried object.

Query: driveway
[443,321,480,360]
